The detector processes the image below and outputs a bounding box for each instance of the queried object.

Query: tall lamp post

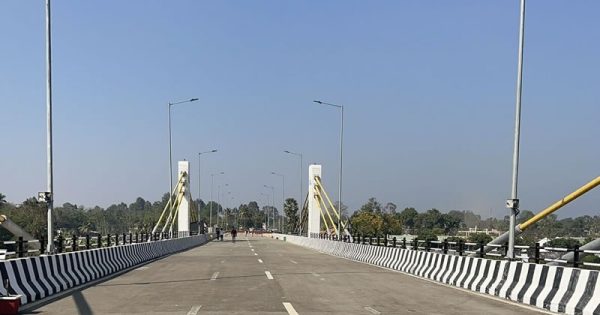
[210,172,224,229]
[260,192,270,230]
[507,0,527,259]
[271,172,285,232]
[168,98,198,194]
[198,150,217,223]
[284,150,303,207]
[313,100,344,239]
[45,0,54,254]
[264,185,275,230]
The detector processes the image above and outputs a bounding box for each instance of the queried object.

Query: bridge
[1,163,599,315]
[23,236,542,315]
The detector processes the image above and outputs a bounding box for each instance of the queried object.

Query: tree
[359,198,382,214]
[350,211,383,236]
[335,201,349,220]
[383,202,397,214]
[284,198,299,233]
[397,207,418,231]
[0,193,6,206]
[382,212,402,235]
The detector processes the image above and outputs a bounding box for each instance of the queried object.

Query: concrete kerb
[272,234,583,315]
[17,234,213,312]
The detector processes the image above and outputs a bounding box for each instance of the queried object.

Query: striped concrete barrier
[274,234,600,315]
[0,234,211,305]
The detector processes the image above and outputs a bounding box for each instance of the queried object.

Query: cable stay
[151,170,199,239]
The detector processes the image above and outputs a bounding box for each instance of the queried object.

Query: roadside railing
[0,230,204,260]
[309,232,600,270]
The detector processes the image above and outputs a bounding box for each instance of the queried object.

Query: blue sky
[1,1,598,218]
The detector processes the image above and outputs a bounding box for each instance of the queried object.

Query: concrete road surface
[28,236,547,314]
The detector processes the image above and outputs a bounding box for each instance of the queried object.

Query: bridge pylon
[308,164,322,237]
[177,161,191,237]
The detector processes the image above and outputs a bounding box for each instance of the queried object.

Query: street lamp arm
[313,100,342,108]
[169,98,199,106]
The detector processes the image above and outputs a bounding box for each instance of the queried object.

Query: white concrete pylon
[177,161,191,237]
[308,164,322,238]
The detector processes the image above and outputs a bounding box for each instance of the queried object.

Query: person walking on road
[215,227,220,241]
[231,227,237,243]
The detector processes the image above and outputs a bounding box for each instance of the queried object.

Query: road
[28,235,546,314]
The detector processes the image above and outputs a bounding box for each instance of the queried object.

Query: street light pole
[508,0,527,259]
[313,100,344,239]
[168,98,199,194]
[284,150,303,208]
[198,150,217,208]
[45,0,54,254]
[271,172,285,232]
[264,185,275,230]
[210,172,224,229]
[260,192,269,229]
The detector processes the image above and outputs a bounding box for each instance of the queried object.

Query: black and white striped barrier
[274,234,600,315]
[0,234,211,306]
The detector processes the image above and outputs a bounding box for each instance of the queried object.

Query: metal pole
[202,153,204,220]
[282,175,285,232]
[313,101,344,239]
[508,0,526,259]
[338,105,344,239]
[300,153,303,207]
[217,184,221,227]
[45,0,54,254]
[210,175,213,227]
[168,103,173,195]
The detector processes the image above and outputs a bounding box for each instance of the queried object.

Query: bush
[547,238,581,249]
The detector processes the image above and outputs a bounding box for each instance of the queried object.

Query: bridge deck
[29,236,545,314]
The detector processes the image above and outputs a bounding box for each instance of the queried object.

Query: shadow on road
[96,270,388,287]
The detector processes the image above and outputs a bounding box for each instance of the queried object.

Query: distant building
[457,227,501,239]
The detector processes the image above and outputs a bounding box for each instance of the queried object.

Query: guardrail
[0,231,204,260]
[309,233,599,269]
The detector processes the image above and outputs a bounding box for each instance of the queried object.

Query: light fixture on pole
[168,98,199,194]
[284,150,303,207]
[313,100,344,239]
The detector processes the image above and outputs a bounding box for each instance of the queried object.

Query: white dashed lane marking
[265,271,274,280]
[283,302,299,315]
[364,306,381,314]
[187,305,202,315]
[210,272,219,280]
[258,259,263,263]
[290,260,298,264]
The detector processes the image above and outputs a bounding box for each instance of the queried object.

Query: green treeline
[0,193,281,241]
[349,197,600,244]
